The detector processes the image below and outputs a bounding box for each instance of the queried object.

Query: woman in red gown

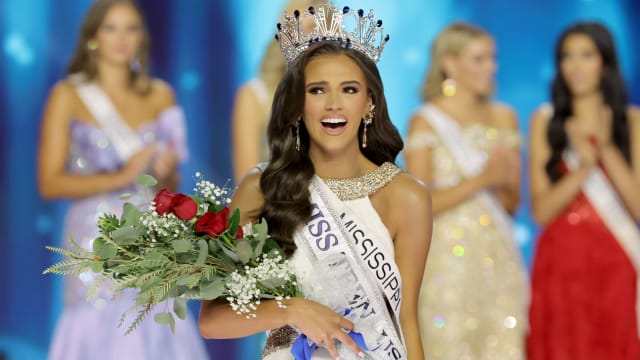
[527,22,640,360]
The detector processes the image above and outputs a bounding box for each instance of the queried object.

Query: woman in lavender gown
[37,1,208,359]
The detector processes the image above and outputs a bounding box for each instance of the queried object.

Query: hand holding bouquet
[44,174,301,334]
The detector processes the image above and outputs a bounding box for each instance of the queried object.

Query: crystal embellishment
[275,3,390,64]
[321,162,401,201]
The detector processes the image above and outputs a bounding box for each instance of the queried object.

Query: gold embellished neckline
[320,162,401,201]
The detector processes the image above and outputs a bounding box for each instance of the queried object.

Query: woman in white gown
[199,3,432,359]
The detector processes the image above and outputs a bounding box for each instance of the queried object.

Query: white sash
[293,177,406,359]
[565,151,640,335]
[70,73,144,161]
[417,104,516,243]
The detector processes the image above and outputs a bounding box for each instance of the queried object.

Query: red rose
[153,189,198,220]
[195,207,230,238]
[236,225,244,239]
[154,189,175,215]
[170,194,198,220]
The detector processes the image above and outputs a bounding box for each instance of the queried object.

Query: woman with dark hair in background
[405,22,528,359]
[528,21,640,359]
[37,1,207,358]
[200,4,432,359]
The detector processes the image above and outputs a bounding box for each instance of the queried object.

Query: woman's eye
[343,86,358,94]
[127,25,141,33]
[308,87,324,94]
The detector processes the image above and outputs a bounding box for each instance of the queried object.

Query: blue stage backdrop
[1,0,638,359]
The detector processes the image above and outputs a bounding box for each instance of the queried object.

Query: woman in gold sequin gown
[405,22,528,359]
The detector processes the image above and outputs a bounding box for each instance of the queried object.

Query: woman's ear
[441,54,457,78]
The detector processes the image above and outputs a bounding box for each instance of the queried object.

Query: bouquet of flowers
[43,173,301,334]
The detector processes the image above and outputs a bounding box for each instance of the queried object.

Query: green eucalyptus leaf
[208,238,220,253]
[228,208,240,237]
[89,260,104,273]
[199,279,226,300]
[235,239,253,264]
[259,277,287,290]
[138,174,158,187]
[111,226,143,245]
[93,237,117,259]
[119,193,131,200]
[195,239,208,265]
[216,239,240,263]
[121,203,143,226]
[172,239,192,253]
[254,218,269,237]
[147,251,170,262]
[154,312,175,333]
[173,297,187,320]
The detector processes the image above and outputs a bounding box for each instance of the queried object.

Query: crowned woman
[199,4,433,359]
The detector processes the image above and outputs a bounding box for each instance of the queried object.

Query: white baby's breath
[225,254,296,318]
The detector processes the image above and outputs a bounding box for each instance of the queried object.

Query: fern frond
[112,269,166,292]
[124,302,154,335]
[43,260,93,275]
[44,246,92,261]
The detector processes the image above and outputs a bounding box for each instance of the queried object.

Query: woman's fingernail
[358,351,365,357]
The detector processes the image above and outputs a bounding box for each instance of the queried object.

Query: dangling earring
[441,78,456,97]
[86,39,99,52]
[129,55,142,73]
[295,120,301,152]
[362,104,375,148]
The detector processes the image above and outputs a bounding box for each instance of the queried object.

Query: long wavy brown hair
[260,41,403,254]
[545,22,630,182]
[66,0,151,94]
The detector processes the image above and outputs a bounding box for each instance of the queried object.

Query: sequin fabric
[416,122,528,360]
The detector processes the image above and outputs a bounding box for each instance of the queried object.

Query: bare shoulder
[489,101,518,129]
[529,102,553,133]
[42,80,79,120]
[234,82,260,105]
[628,105,640,124]
[149,78,176,109]
[385,171,431,210]
[407,108,434,132]
[231,168,265,221]
[48,80,77,103]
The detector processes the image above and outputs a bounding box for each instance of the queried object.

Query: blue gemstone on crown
[275,3,390,64]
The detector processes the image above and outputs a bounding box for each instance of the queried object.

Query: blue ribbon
[291,330,368,360]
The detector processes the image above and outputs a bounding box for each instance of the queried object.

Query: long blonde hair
[67,0,151,95]
[422,22,489,101]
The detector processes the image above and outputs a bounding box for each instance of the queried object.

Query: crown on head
[275,3,390,64]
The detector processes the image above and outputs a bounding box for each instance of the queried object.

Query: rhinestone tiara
[275,3,390,64]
